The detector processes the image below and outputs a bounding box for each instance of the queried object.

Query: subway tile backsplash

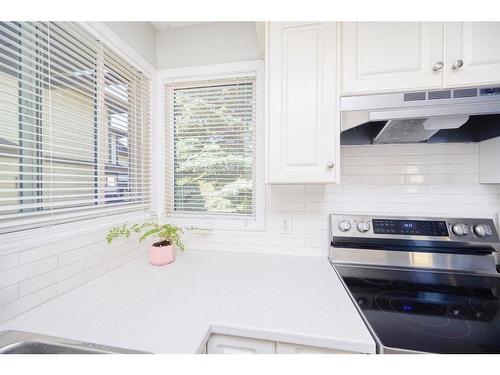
[0,225,149,324]
[183,143,500,257]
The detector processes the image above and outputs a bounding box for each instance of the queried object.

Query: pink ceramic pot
[149,241,175,266]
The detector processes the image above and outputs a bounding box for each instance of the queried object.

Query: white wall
[156,22,263,69]
[105,22,157,67]
[181,143,500,257]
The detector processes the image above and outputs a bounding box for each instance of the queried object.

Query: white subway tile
[343,165,385,176]
[384,185,428,194]
[268,185,305,194]
[84,229,112,246]
[342,145,386,156]
[19,236,86,264]
[0,285,57,324]
[428,164,478,174]
[449,153,479,164]
[287,193,324,203]
[339,175,363,184]
[387,144,428,154]
[106,249,142,272]
[428,185,475,194]
[304,185,326,194]
[385,165,428,175]
[0,284,19,306]
[0,253,19,271]
[268,201,305,212]
[363,175,405,185]
[343,184,385,194]
[405,154,450,165]
[58,241,115,267]
[362,155,405,165]
[267,193,286,203]
[427,143,476,154]
[19,260,87,297]
[58,264,108,295]
[0,257,58,289]
[450,174,479,184]
[406,175,450,184]
[342,156,363,165]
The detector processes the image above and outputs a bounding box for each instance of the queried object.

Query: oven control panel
[330,214,499,243]
[372,219,448,236]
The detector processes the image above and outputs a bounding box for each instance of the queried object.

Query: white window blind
[0,22,151,234]
[165,76,256,217]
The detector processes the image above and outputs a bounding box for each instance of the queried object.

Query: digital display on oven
[373,219,449,236]
[401,222,416,229]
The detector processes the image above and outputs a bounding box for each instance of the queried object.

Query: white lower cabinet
[275,342,352,354]
[206,334,357,354]
[206,334,275,354]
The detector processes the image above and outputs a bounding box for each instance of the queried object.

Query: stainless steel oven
[329,213,500,354]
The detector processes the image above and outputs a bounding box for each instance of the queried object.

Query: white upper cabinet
[445,22,500,87]
[266,22,339,184]
[342,22,444,94]
[342,22,500,94]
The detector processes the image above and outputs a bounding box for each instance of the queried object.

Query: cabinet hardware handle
[451,59,464,70]
[432,61,444,71]
[327,161,334,169]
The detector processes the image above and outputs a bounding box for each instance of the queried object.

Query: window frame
[0,22,156,247]
[158,61,265,231]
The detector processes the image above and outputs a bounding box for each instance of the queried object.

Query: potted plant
[106,223,185,266]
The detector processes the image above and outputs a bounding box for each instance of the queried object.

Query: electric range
[329,213,500,354]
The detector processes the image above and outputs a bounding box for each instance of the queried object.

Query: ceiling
[150,22,205,30]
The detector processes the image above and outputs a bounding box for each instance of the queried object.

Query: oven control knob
[338,220,351,232]
[357,221,370,233]
[452,223,469,236]
[474,224,491,238]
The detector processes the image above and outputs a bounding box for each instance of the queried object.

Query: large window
[165,76,257,218]
[0,22,151,234]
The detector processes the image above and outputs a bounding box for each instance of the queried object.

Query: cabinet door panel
[445,22,500,87]
[342,22,444,94]
[276,342,356,354]
[207,334,275,354]
[267,22,338,183]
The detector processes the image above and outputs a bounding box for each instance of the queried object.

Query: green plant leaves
[106,222,187,251]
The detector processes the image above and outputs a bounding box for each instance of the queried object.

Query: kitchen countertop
[0,250,376,353]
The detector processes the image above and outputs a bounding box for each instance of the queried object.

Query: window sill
[161,213,265,232]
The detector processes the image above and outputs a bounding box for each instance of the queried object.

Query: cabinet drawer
[207,334,275,354]
[276,342,355,354]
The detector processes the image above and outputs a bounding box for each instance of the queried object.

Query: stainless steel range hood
[340,87,500,144]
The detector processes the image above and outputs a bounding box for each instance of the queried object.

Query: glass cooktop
[335,265,500,353]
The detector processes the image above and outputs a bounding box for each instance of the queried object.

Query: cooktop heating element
[329,213,500,354]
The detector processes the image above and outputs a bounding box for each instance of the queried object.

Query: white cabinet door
[267,22,339,184]
[207,334,275,354]
[276,342,355,354]
[342,22,444,94]
[445,22,500,88]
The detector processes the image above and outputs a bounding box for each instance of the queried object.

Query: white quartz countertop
[0,251,376,353]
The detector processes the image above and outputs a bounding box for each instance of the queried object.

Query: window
[0,22,151,234]
[165,76,257,218]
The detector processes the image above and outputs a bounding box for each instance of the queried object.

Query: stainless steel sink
[0,330,148,354]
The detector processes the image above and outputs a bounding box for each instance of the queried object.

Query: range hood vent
[340,86,500,144]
